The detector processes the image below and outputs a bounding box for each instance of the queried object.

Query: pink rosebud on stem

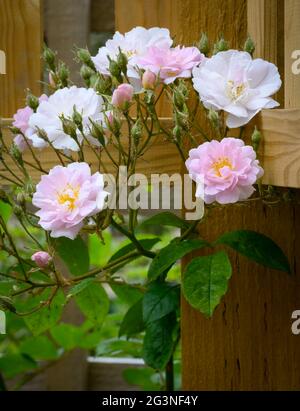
[112,83,134,110]
[142,70,156,90]
[31,251,52,268]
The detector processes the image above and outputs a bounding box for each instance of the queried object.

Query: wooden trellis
[1,0,300,390]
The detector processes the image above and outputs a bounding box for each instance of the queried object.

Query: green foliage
[89,231,112,266]
[111,283,143,306]
[142,312,178,370]
[148,239,208,281]
[20,335,58,360]
[216,230,291,273]
[143,282,180,324]
[50,323,84,350]
[139,212,190,230]
[122,367,162,391]
[183,251,232,317]
[0,200,12,225]
[108,237,160,273]
[75,282,109,325]
[19,289,66,336]
[0,353,37,379]
[119,298,145,338]
[53,236,89,276]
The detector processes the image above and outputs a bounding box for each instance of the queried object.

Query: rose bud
[142,70,156,90]
[31,251,52,268]
[111,83,134,110]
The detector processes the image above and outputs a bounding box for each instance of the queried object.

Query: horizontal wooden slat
[1,110,300,188]
[0,118,180,183]
[258,109,300,188]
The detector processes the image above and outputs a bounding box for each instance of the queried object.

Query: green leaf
[119,298,145,338]
[142,313,177,370]
[108,238,160,273]
[122,368,161,391]
[0,296,16,313]
[0,353,37,379]
[75,282,109,325]
[23,289,66,336]
[148,239,208,281]
[143,282,180,324]
[67,278,95,298]
[53,236,89,276]
[51,323,83,350]
[139,212,190,230]
[20,335,58,360]
[96,338,143,358]
[216,230,291,273]
[182,251,232,317]
[0,200,12,225]
[89,231,112,266]
[111,282,143,306]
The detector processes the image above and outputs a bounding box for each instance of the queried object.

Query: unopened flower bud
[31,251,52,268]
[13,204,23,216]
[208,109,220,129]
[90,119,105,146]
[112,83,134,110]
[58,63,69,86]
[117,49,128,74]
[198,33,209,55]
[76,48,95,70]
[61,117,77,138]
[10,144,23,165]
[80,65,94,82]
[72,107,83,129]
[244,36,255,55]
[213,37,229,54]
[94,75,112,95]
[16,191,26,206]
[251,127,261,151]
[142,70,156,90]
[43,46,56,71]
[48,71,57,88]
[108,57,122,79]
[26,93,39,111]
[131,119,143,141]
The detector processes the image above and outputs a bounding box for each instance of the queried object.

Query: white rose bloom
[192,50,282,128]
[28,86,106,151]
[92,26,172,81]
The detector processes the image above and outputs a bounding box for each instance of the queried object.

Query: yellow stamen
[211,157,233,177]
[57,184,80,211]
[226,80,246,101]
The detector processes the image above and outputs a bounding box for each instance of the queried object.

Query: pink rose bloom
[12,95,49,151]
[112,83,134,109]
[31,251,52,268]
[135,46,204,84]
[33,162,109,239]
[186,137,264,204]
[13,106,33,134]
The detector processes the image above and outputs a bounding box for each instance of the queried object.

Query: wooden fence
[1,0,300,390]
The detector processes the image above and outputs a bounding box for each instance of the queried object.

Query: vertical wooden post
[114,0,300,390]
[0,0,42,117]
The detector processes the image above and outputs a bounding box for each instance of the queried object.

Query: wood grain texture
[284,0,300,108]
[258,109,300,188]
[44,0,91,84]
[0,0,42,117]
